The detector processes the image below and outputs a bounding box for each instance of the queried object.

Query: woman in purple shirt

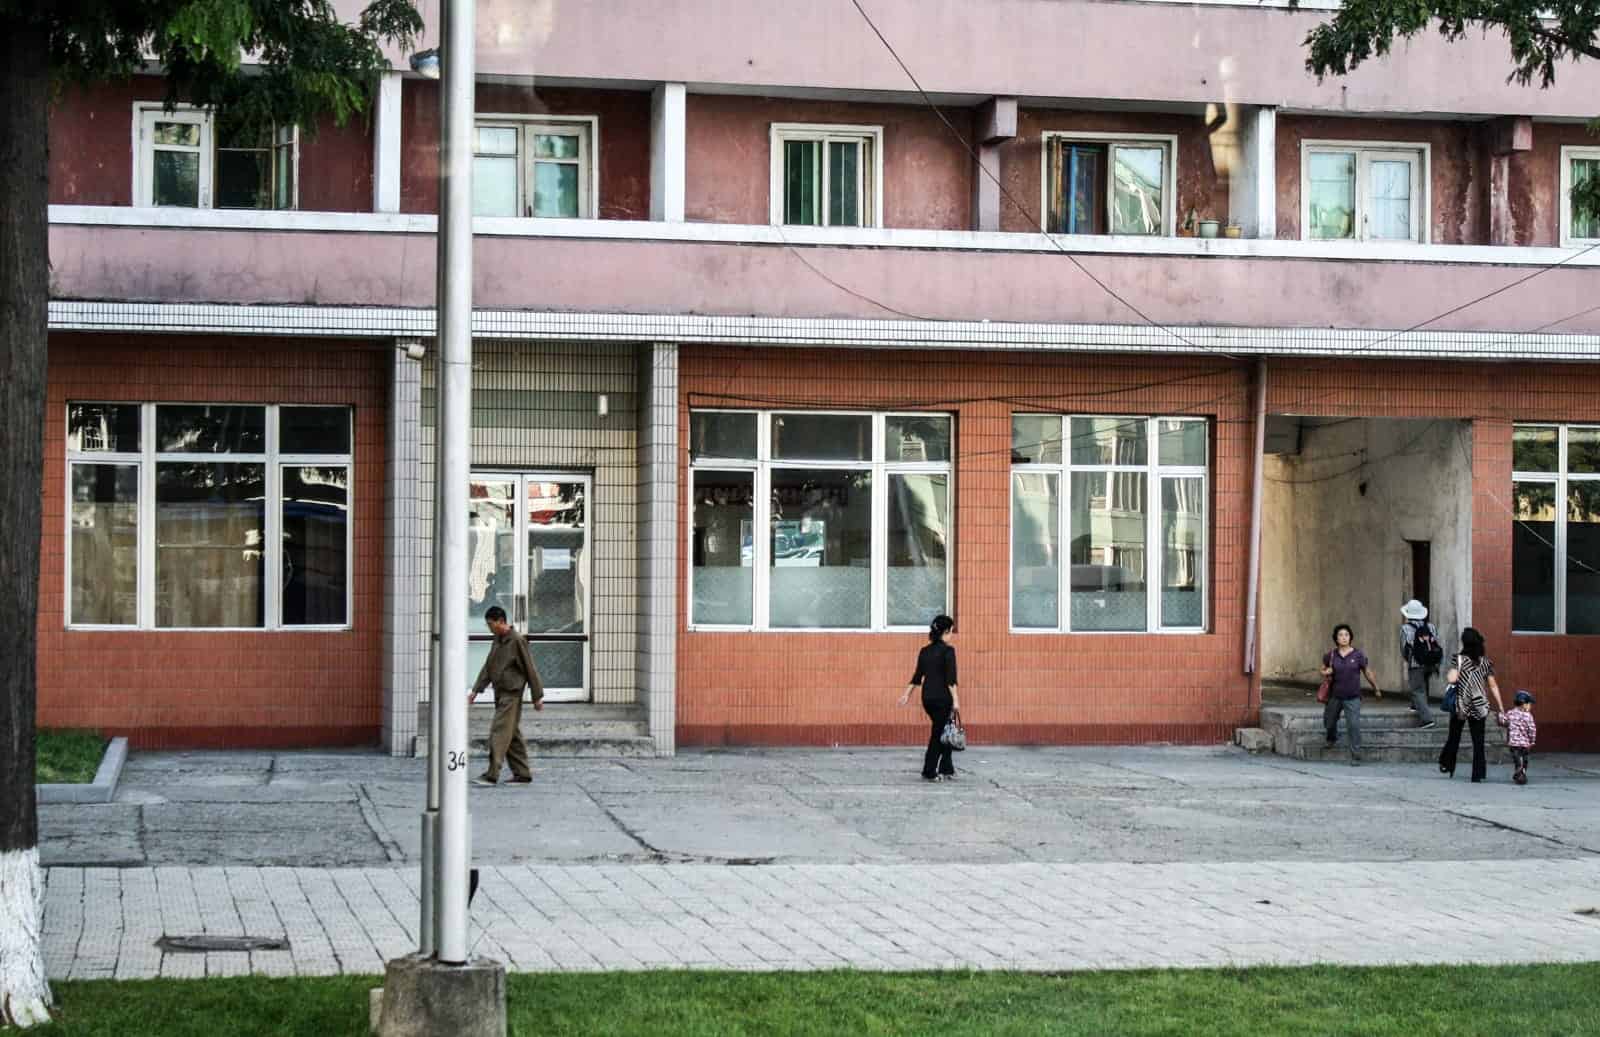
[1321,623,1383,765]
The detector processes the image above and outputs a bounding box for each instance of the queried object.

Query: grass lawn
[43,963,1600,1036]
[35,729,108,784]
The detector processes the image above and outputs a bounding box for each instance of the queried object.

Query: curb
[37,737,129,804]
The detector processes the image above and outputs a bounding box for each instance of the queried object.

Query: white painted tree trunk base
[0,848,52,1028]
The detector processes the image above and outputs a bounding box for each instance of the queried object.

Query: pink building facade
[40,0,1600,753]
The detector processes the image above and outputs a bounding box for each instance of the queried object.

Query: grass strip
[36,729,108,784]
[43,963,1600,1036]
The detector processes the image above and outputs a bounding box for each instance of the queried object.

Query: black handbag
[940,709,967,751]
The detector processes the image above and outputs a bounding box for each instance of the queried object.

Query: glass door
[466,473,591,703]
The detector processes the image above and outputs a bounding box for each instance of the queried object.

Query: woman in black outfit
[898,614,961,781]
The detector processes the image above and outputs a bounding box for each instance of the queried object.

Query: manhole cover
[157,935,290,953]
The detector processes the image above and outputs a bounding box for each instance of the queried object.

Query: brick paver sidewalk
[44,858,1600,979]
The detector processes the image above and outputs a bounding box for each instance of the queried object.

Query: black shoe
[509,776,533,785]
[1439,764,1453,776]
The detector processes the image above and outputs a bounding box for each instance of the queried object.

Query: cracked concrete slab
[38,745,1600,868]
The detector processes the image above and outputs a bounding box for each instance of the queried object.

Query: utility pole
[374,0,505,1030]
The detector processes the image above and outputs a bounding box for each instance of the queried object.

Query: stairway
[414,702,658,758]
[1257,690,1510,764]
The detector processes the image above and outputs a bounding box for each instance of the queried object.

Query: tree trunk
[0,17,53,1030]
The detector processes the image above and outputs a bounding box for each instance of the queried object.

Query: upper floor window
[1511,423,1600,634]
[473,116,597,219]
[689,410,951,630]
[770,124,882,228]
[1011,415,1208,633]
[134,105,296,210]
[67,402,352,630]
[1044,133,1175,235]
[1560,146,1600,247]
[1301,141,1427,243]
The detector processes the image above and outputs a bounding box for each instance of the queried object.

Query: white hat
[1400,599,1428,620]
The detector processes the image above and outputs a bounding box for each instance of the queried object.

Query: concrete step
[414,702,656,758]
[1258,702,1511,764]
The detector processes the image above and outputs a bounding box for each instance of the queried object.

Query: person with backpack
[1399,599,1442,729]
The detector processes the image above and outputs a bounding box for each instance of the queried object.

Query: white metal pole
[433,0,475,966]
[416,0,449,961]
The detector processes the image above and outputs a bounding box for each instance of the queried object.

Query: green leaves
[16,0,423,135]
[1301,0,1600,87]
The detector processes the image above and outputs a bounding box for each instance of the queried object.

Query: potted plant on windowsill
[1178,207,1197,237]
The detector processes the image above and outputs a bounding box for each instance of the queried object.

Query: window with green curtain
[784,139,820,225]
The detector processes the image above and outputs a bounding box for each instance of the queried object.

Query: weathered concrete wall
[357,0,1600,120]
[401,81,652,219]
[683,95,972,228]
[1261,419,1472,691]
[1520,122,1598,248]
[999,108,1228,233]
[49,223,1600,336]
[1275,116,1483,244]
[48,75,373,212]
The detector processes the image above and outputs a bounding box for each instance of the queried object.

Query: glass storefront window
[688,410,952,630]
[66,401,354,631]
[69,464,139,626]
[768,468,873,629]
[886,473,950,627]
[1012,414,1207,633]
[692,470,755,626]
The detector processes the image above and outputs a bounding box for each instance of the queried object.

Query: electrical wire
[845,0,1600,365]
[842,0,1245,362]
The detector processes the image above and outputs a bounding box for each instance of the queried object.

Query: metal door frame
[468,470,592,703]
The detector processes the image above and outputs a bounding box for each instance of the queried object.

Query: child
[1496,691,1537,785]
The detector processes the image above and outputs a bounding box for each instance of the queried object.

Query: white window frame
[1511,423,1600,635]
[65,401,354,632]
[1009,415,1209,634]
[474,114,599,219]
[769,123,885,228]
[687,409,953,632]
[133,103,300,211]
[1039,131,1179,236]
[1299,140,1430,244]
[1559,146,1600,248]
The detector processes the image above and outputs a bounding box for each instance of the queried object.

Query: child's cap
[1514,690,1536,705]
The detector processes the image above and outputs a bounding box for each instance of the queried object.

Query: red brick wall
[38,334,389,748]
[49,75,373,212]
[678,350,1600,750]
[676,347,1259,747]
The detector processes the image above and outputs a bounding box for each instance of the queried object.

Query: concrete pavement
[37,745,1600,979]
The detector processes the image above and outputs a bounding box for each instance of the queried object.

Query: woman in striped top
[1438,626,1505,783]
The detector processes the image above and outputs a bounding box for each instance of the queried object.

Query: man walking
[1399,599,1441,729]
[469,605,544,786]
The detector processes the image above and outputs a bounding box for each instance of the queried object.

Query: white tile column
[636,342,678,754]
[1229,105,1277,239]
[372,70,405,214]
[382,340,427,755]
[650,83,687,222]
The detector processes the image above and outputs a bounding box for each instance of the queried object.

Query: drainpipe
[1243,357,1267,675]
